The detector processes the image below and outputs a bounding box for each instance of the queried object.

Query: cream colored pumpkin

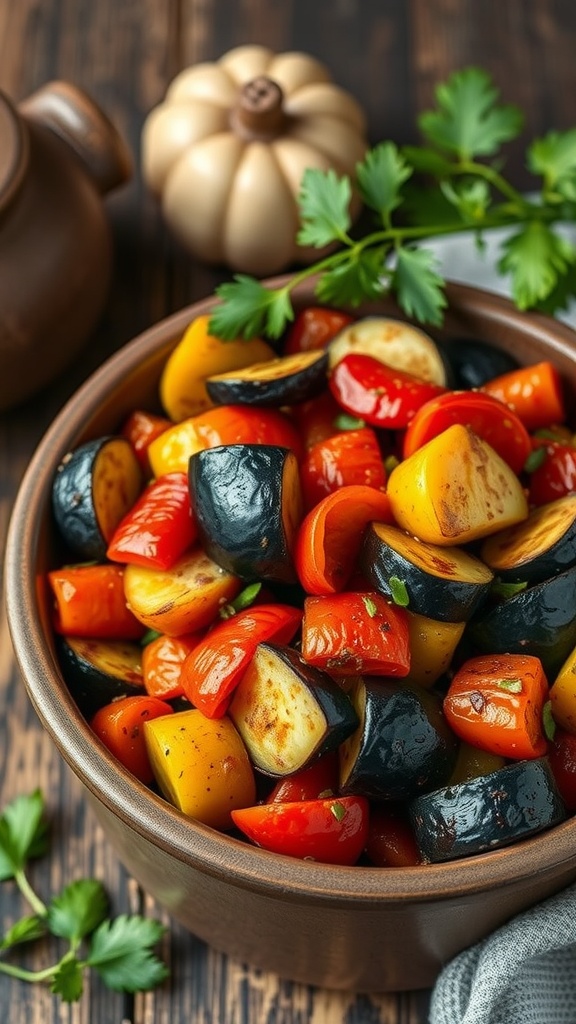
[141,44,368,275]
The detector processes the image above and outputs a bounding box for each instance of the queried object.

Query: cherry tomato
[142,632,204,700]
[91,695,173,783]
[443,653,549,760]
[265,751,340,804]
[284,306,354,355]
[403,390,532,475]
[48,564,146,640]
[107,472,197,570]
[300,427,386,510]
[295,485,393,595]
[365,805,422,867]
[301,591,411,677]
[548,729,576,810]
[481,360,566,431]
[231,795,370,865]
[179,604,303,718]
[527,439,576,505]
[329,353,446,429]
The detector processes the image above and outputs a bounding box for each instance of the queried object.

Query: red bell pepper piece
[48,564,146,640]
[265,750,340,804]
[142,632,204,700]
[231,795,370,865]
[443,653,549,760]
[481,360,566,432]
[300,427,386,510]
[179,604,303,718]
[283,306,354,355]
[329,353,446,429]
[365,804,422,867]
[295,485,393,595]
[301,591,411,677]
[121,409,172,474]
[91,694,173,783]
[548,728,576,810]
[527,438,576,505]
[403,390,532,475]
[107,471,197,570]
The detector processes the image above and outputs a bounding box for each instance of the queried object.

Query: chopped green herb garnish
[496,677,523,693]
[523,447,547,473]
[542,700,557,742]
[140,628,163,646]
[0,791,168,1002]
[219,582,263,619]
[362,596,378,617]
[208,67,576,341]
[330,802,347,822]
[389,576,410,607]
[491,579,528,599]
[333,413,366,431]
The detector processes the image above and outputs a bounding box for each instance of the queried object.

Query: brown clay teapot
[0,81,132,411]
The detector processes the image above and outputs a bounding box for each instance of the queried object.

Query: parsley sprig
[0,791,168,1002]
[209,67,576,340]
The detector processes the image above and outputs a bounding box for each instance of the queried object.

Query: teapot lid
[0,93,28,213]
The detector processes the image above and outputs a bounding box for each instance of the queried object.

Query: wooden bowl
[6,280,576,993]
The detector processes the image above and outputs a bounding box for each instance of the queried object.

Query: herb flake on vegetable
[208,67,576,341]
[0,791,168,1002]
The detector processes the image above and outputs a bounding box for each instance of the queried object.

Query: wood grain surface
[1,2,576,1020]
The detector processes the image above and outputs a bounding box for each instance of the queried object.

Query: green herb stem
[14,869,47,919]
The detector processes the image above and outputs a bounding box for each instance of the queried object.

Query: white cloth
[429,882,576,1024]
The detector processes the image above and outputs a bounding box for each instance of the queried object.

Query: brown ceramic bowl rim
[6,279,576,906]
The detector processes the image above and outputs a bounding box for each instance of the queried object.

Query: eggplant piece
[52,436,142,560]
[205,350,329,407]
[409,758,566,862]
[58,636,144,718]
[339,678,458,801]
[440,336,520,390]
[327,316,450,385]
[188,443,303,584]
[361,521,494,622]
[467,564,576,679]
[480,494,576,585]
[228,643,358,776]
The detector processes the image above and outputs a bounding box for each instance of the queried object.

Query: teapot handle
[19,80,132,195]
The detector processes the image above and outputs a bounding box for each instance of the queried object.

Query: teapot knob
[19,80,132,194]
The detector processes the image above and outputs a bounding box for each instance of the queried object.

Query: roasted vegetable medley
[47,306,576,866]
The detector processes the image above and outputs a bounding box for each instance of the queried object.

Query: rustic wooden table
[1,2,576,1021]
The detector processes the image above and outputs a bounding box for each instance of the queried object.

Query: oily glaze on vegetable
[47,303,576,867]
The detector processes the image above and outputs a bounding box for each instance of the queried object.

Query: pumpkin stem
[232,76,287,140]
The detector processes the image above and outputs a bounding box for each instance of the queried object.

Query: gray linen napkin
[429,882,576,1024]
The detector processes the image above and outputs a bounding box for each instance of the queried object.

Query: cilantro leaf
[440,178,491,222]
[0,791,48,880]
[297,167,353,247]
[210,277,294,340]
[528,129,576,200]
[48,879,109,943]
[419,67,523,159]
[0,915,47,951]
[498,221,576,308]
[51,957,85,1003]
[86,915,168,993]
[392,246,447,325]
[402,145,455,177]
[315,248,388,307]
[356,142,412,222]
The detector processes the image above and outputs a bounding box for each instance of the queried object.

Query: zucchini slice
[58,636,144,717]
[327,316,449,385]
[468,564,576,679]
[361,521,494,621]
[440,336,519,390]
[339,678,457,801]
[205,350,329,407]
[228,643,358,777]
[188,443,303,583]
[52,436,143,561]
[480,494,576,585]
[409,758,566,862]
